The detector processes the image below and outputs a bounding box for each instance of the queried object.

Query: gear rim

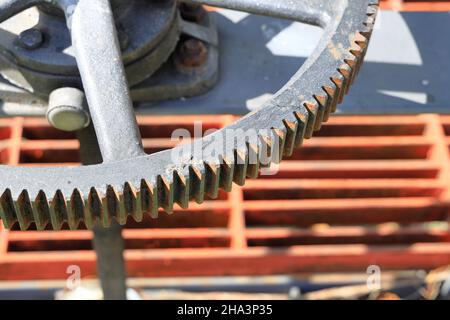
[0,0,379,230]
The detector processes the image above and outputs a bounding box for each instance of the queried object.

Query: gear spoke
[182,0,334,26]
[68,0,145,162]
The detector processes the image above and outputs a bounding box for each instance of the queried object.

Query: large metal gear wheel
[0,0,379,231]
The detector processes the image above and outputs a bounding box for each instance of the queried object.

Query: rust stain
[328,42,342,60]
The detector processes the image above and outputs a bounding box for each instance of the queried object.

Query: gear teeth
[140,179,158,218]
[70,189,87,229]
[219,156,234,192]
[88,187,102,228]
[349,48,362,60]
[363,4,378,40]
[364,13,376,26]
[322,85,338,115]
[353,34,369,77]
[271,128,286,163]
[259,135,273,168]
[246,142,260,179]
[282,119,297,157]
[66,191,80,230]
[314,103,326,131]
[116,186,128,225]
[123,182,142,223]
[338,66,352,95]
[233,149,248,186]
[33,191,50,230]
[106,185,121,226]
[98,188,112,228]
[0,189,17,229]
[174,170,189,209]
[158,175,174,213]
[189,165,205,204]
[359,4,378,42]
[313,94,330,125]
[354,32,368,51]
[367,3,378,15]
[303,102,321,137]
[79,189,96,229]
[360,13,375,41]
[330,76,345,105]
[299,105,314,139]
[16,190,33,230]
[359,26,373,41]
[344,58,358,86]
[205,161,220,198]
[49,190,67,230]
[293,111,308,146]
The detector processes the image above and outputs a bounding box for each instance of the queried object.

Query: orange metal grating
[380,0,450,11]
[0,114,450,281]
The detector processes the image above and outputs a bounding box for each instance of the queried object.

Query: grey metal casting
[69,0,145,163]
[0,0,378,231]
[0,0,218,102]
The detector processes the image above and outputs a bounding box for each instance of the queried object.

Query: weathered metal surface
[0,0,178,90]
[0,0,218,101]
[0,0,379,230]
[69,0,144,163]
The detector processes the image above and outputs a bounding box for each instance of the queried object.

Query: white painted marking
[379,90,427,104]
[365,11,422,65]
[266,22,322,58]
[217,9,250,23]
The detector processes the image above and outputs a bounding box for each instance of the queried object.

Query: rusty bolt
[18,28,43,50]
[179,3,206,23]
[177,38,208,68]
